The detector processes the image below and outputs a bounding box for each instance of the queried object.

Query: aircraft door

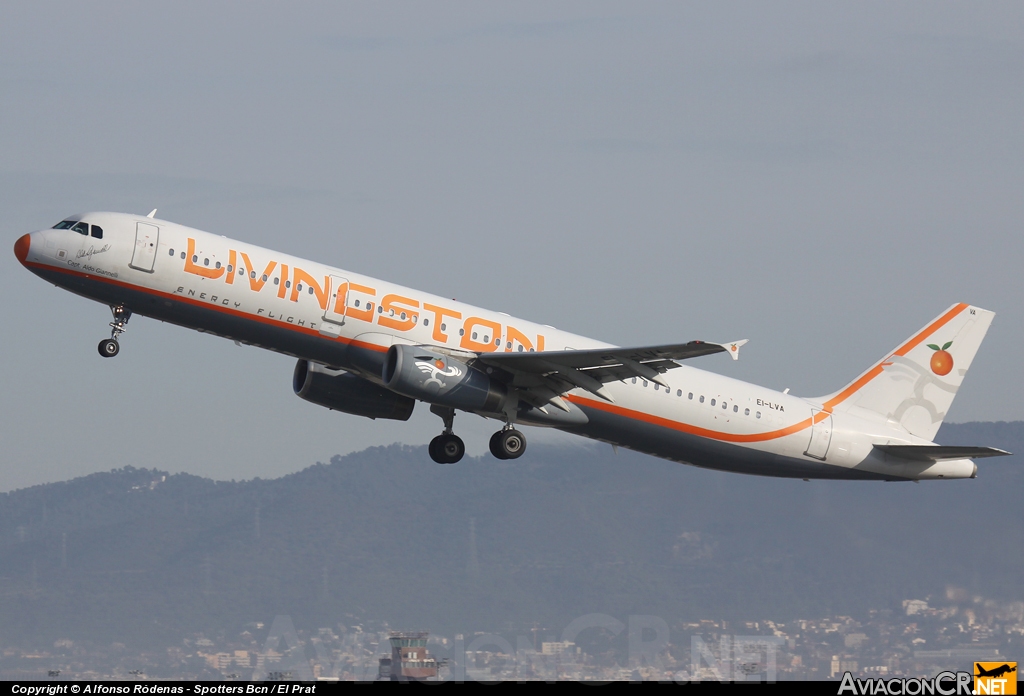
[129,222,160,273]
[805,409,833,460]
[320,275,349,337]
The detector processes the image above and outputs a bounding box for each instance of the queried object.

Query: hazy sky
[2,2,1022,491]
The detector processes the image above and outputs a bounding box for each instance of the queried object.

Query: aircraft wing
[476,339,747,405]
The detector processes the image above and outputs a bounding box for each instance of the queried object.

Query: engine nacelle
[382,345,506,413]
[293,360,415,421]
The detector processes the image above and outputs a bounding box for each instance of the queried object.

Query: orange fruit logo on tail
[928,341,954,376]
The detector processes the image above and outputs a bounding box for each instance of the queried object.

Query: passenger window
[506,341,512,349]
[204,258,210,266]
[518,345,524,352]
[710,399,716,406]
[733,405,738,412]
[193,255,199,263]
[459,329,465,336]
[756,411,761,419]
[423,318,429,326]
[71,222,89,235]
[377,305,383,313]
[354,299,360,307]
[285,281,290,288]
[472,332,478,340]
[440,323,445,331]
[745,408,750,415]
[400,312,406,320]
[688,392,693,400]
[215,262,221,269]
[677,389,682,396]
[632,378,636,384]
[273,277,279,285]
[654,384,659,391]
[227,265,233,273]
[91,225,103,239]
[250,271,256,279]
[182,252,186,260]
[699,395,704,403]
[642,380,648,387]
[169,249,175,256]
[308,287,313,295]
[722,402,727,410]
[495,338,500,346]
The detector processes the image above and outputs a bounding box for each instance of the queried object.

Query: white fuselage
[16,212,978,481]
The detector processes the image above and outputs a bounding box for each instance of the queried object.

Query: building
[378,632,441,681]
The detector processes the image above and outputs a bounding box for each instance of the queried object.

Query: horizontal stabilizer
[874,445,1012,462]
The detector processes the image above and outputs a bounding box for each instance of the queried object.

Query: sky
[1,2,1022,491]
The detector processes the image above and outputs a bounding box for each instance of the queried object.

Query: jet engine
[382,345,506,413]
[293,360,415,421]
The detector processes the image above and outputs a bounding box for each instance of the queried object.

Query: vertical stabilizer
[816,304,994,441]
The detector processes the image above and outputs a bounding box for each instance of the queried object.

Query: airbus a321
[14,212,1010,479]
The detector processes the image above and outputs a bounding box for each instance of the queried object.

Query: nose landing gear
[428,405,465,464]
[98,305,131,358]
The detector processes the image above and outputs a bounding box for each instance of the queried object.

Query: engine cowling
[382,345,506,413]
[293,360,415,421]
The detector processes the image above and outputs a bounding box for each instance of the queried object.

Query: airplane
[975,664,1016,679]
[14,211,1012,480]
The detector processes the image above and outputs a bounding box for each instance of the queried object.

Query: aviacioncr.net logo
[838,671,973,695]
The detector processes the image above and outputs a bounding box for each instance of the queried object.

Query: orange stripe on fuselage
[24,260,390,354]
[29,259,970,447]
[566,394,816,443]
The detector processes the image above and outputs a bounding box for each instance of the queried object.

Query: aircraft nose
[14,233,31,265]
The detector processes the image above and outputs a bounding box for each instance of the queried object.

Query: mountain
[0,421,1021,647]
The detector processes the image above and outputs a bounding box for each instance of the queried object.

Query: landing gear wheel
[489,431,508,460]
[429,434,465,464]
[98,338,120,358]
[491,429,527,460]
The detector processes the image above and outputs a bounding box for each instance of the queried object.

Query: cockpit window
[91,225,103,239]
[52,220,77,230]
[71,222,89,235]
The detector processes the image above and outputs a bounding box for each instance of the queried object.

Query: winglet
[714,339,748,361]
[146,209,157,218]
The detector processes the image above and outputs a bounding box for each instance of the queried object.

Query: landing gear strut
[428,405,465,464]
[98,305,131,358]
[489,425,527,460]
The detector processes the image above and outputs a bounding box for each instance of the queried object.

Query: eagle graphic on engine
[416,357,463,389]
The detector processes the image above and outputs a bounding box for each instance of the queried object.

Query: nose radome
[14,233,30,265]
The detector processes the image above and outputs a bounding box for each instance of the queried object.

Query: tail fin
[815,304,994,440]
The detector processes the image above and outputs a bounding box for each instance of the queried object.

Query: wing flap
[476,339,746,406]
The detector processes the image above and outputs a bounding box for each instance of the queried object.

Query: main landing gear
[98,305,131,358]
[428,405,465,464]
[427,406,529,464]
[489,426,527,460]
